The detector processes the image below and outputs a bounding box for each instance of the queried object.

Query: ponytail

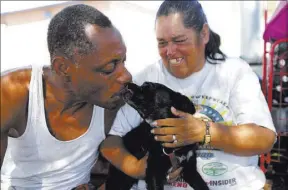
[205,29,226,64]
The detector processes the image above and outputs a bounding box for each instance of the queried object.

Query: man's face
[65,25,132,109]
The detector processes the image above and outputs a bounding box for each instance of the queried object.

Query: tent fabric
[263,1,288,41]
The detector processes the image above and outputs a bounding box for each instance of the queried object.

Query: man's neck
[43,67,92,115]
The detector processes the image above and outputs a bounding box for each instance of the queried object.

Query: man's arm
[100,102,147,178]
[1,68,30,167]
[89,105,125,188]
[100,135,147,179]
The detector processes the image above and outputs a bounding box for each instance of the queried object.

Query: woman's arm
[152,108,276,156]
[152,61,276,156]
[210,123,276,156]
[209,122,276,156]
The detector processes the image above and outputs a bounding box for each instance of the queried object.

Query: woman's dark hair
[156,0,226,63]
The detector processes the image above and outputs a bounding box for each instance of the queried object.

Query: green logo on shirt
[202,162,228,176]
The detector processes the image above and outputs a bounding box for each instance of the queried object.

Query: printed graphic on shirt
[165,178,190,190]
[188,95,234,153]
[207,178,237,187]
[164,177,238,189]
[202,162,228,176]
[190,95,233,126]
[196,152,215,160]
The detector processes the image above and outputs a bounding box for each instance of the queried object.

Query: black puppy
[105,82,208,190]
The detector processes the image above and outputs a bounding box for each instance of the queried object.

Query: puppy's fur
[105,82,208,190]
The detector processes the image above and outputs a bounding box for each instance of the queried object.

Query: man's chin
[105,97,125,110]
[90,96,124,110]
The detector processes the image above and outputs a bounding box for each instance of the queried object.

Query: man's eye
[100,62,117,75]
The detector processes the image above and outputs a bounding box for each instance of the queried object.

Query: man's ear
[172,94,196,115]
[51,56,70,77]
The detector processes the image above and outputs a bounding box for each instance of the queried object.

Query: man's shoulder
[1,65,32,83]
[1,66,33,131]
[1,65,33,103]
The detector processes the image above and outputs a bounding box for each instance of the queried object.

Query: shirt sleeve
[108,103,143,137]
[229,63,276,134]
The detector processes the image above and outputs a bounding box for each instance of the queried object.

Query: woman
[101,1,276,189]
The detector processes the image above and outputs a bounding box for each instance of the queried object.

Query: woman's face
[155,13,209,79]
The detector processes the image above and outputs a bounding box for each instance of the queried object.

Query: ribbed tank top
[1,65,106,190]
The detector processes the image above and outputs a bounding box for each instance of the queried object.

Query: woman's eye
[158,41,168,47]
[174,39,186,43]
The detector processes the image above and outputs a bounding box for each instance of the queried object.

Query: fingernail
[154,136,157,140]
[166,175,170,180]
[151,129,154,133]
[151,121,157,126]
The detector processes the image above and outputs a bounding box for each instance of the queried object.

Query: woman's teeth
[169,58,183,65]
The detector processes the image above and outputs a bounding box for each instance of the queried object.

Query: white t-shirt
[109,58,276,190]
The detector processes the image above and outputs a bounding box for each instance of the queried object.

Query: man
[1,4,132,189]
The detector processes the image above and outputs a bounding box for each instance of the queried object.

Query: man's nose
[166,43,177,57]
[117,64,132,84]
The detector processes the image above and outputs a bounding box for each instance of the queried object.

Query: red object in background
[261,1,288,174]
[263,1,288,42]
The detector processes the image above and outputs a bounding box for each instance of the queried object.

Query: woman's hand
[151,107,206,148]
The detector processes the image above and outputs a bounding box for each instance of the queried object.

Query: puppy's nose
[122,89,133,101]
[126,82,141,92]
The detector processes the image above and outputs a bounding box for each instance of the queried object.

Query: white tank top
[1,65,106,190]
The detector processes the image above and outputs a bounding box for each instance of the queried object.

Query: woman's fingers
[154,134,178,142]
[152,118,182,127]
[151,126,177,135]
[162,142,183,148]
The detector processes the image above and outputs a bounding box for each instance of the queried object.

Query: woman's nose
[166,43,177,57]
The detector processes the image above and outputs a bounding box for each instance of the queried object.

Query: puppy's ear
[172,94,196,115]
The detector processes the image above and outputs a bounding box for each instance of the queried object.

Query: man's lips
[111,85,129,99]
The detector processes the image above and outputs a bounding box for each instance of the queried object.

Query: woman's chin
[169,69,190,79]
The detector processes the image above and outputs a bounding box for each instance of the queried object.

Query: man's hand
[167,167,183,183]
[123,153,148,179]
[126,153,183,182]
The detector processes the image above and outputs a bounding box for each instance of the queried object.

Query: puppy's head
[121,82,195,121]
